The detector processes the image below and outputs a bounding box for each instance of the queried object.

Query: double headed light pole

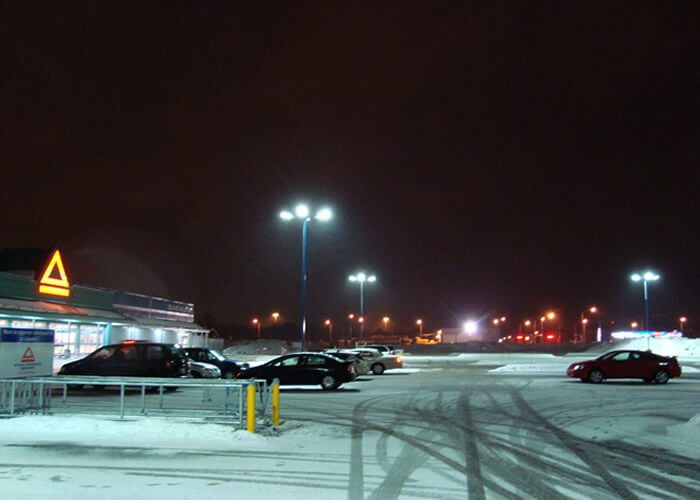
[280,204,332,352]
[631,271,660,334]
[348,272,376,344]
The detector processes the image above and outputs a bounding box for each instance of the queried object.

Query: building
[0,248,209,357]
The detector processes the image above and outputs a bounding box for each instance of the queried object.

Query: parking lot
[2,353,698,499]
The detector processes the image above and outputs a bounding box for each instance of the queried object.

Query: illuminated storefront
[0,248,209,357]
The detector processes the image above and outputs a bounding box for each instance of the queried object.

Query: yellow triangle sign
[39,249,71,297]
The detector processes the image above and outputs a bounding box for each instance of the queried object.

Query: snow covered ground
[1,338,698,499]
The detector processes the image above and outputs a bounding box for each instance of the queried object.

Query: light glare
[464,321,477,334]
[295,204,310,218]
[315,208,332,221]
[280,210,294,220]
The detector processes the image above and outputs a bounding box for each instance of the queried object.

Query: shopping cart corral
[0,376,274,430]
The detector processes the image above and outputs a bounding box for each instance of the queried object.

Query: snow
[2,337,699,498]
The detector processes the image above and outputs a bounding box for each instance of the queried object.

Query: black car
[184,347,249,379]
[58,342,191,379]
[237,352,357,390]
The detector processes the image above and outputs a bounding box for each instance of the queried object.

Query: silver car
[190,360,221,378]
[349,348,403,375]
[325,350,370,375]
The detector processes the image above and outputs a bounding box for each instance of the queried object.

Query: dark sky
[2,2,698,335]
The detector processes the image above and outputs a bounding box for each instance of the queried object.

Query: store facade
[0,248,210,358]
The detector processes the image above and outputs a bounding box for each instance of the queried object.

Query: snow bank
[585,337,700,360]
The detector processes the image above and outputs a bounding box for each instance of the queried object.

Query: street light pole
[631,271,660,331]
[300,217,309,350]
[252,318,260,339]
[324,319,333,343]
[349,272,376,344]
[631,271,660,350]
[280,204,333,352]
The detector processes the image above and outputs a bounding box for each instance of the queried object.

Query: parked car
[58,342,191,379]
[349,348,403,375]
[237,352,357,390]
[325,350,370,375]
[184,347,249,379]
[359,344,396,355]
[567,350,681,384]
[190,360,221,378]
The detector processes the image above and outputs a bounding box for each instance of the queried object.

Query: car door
[636,351,661,378]
[82,346,119,375]
[606,351,632,378]
[145,345,166,376]
[265,355,301,384]
[114,344,142,376]
[302,355,330,384]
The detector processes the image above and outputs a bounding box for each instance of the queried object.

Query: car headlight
[571,364,583,371]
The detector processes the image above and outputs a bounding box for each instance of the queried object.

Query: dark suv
[58,342,191,378]
[184,347,249,379]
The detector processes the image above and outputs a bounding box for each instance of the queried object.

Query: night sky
[2,2,698,336]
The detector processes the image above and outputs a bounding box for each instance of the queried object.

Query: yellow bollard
[247,384,256,433]
[272,381,280,427]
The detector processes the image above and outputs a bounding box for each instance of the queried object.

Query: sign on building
[0,328,55,378]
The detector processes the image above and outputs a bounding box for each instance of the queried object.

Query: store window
[79,324,104,355]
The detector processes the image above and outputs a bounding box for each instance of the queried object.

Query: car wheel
[654,370,670,384]
[223,371,235,379]
[371,363,385,375]
[587,369,604,383]
[321,375,338,390]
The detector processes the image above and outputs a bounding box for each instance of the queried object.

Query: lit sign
[38,250,70,297]
[611,331,683,340]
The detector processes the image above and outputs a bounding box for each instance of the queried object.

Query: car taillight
[395,356,402,364]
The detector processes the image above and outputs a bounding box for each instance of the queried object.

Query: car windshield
[90,346,116,359]
[208,350,226,361]
[597,352,620,361]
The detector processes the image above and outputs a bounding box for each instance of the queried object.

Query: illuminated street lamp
[679,316,687,332]
[416,318,423,336]
[280,203,333,351]
[252,318,261,339]
[347,313,355,341]
[348,272,376,343]
[539,312,555,343]
[630,271,660,331]
[271,312,279,323]
[324,319,333,343]
[382,316,390,331]
[631,321,639,328]
[581,317,588,343]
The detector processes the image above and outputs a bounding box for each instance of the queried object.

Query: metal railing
[0,376,271,430]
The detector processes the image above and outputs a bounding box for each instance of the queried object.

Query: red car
[567,350,681,384]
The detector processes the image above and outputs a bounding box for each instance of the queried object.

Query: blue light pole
[280,204,332,352]
[348,272,376,344]
[631,271,660,350]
